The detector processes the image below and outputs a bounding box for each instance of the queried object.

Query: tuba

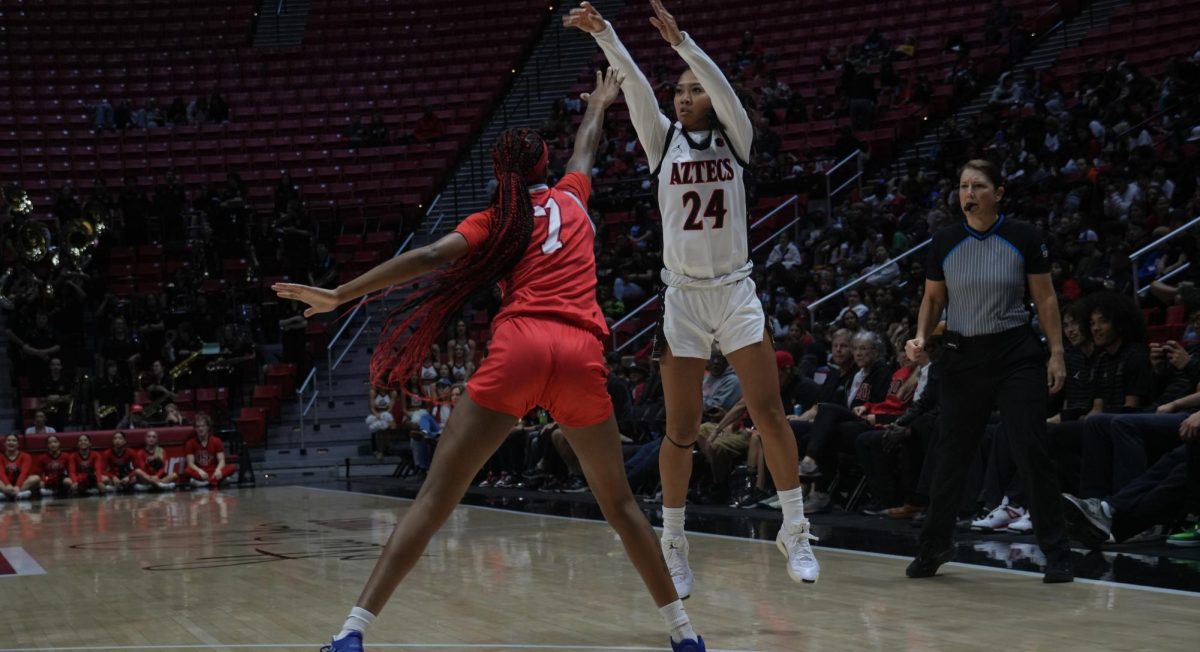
[15,220,53,264]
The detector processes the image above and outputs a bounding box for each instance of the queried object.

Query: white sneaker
[133,484,150,492]
[660,535,694,600]
[1005,513,1034,534]
[971,498,1025,532]
[16,490,31,500]
[159,482,176,491]
[191,478,208,488]
[777,520,820,583]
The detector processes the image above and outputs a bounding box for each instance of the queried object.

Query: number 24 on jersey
[681,189,727,231]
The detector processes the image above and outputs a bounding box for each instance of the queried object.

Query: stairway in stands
[255,0,627,483]
[252,0,311,48]
[892,0,1130,172]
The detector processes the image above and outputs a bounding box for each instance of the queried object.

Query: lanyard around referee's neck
[963,213,1005,239]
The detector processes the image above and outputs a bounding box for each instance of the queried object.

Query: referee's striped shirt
[926,215,1050,337]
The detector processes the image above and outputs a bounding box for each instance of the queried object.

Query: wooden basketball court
[0,485,1193,651]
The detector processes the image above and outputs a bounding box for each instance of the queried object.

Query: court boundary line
[295,484,1200,599]
[0,644,757,652]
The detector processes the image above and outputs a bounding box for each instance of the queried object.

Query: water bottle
[793,403,802,417]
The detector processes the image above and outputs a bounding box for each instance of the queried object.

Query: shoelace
[785,525,820,564]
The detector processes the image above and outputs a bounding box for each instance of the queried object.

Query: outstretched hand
[563,1,606,33]
[581,67,626,108]
[272,282,340,318]
[648,0,683,46]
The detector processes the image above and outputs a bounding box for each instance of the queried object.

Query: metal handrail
[1129,214,1200,304]
[326,231,415,404]
[749,195,798,231]
[805,238,932,319]
[825,150,863,204]
[295,366,319,455]
[614,322,657,353]
[1138,263,1192,296]
[752,218,802,253]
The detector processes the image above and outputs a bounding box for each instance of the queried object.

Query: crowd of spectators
[1,166,333,440]
[93,93,232,131]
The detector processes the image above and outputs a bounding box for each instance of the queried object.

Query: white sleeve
[672,32,753,162]
[592,22,672,170]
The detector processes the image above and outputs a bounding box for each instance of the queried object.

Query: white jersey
[592,22,755,289]
[655,125,749,285]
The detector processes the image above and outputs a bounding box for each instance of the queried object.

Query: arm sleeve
[672,33,754,162]
[592,22,672,170]
[868,367,892,403]
[453,210,494,254]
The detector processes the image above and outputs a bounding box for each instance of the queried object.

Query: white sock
[777,487,806,526]
[337,606,375,640]
[658,599,697,642]
[662,506,686,539]
[1100,501,1113,520]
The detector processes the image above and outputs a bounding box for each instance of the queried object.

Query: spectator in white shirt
[24,410,56,435]
[766,231,803,270]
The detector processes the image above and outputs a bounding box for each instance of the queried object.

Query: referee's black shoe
[1042,558,1075,583]
[905,546,955,578]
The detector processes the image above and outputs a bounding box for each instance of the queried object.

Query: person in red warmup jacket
[69,434,109,494]
[1,434,41,500]
[103,431,142,491]
[37,434,74,496]
[184,414,236,488]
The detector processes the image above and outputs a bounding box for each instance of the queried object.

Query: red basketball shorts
[467,316,612,428]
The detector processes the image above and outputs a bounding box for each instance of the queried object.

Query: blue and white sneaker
[670,636,705,651]
[320,632,363,652]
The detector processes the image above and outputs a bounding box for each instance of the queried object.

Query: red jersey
[455,172,608,338]
[37,451,69,483]
[141,447,168,477]
[186,436,225,471]
[69,450,104,482]
[1,452,34,487]
[104,447,142,479]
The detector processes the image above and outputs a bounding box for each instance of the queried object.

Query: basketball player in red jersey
[275,69,708,652]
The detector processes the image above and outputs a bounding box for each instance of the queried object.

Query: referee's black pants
[920,326,1072,563]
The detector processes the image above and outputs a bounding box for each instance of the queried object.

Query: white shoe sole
[777,537,818,584]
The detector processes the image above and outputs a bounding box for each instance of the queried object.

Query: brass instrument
[62,217,99,270]
[206,358,236,373]
[16,220,53,264]
[96,405,117,420]
[2,183,32,217]
[169,351,201,380]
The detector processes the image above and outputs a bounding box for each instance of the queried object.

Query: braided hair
[370,128,545,389]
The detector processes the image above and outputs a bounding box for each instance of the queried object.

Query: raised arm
[567,67,627,175]
[272,233,469,317]
[565,3,672,169]
[649,0,753,161]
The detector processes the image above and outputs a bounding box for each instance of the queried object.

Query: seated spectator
[1050,301,1098,422]
[835,288,870,324]
[101,432,140,492]
[36,357,73,431]
[185,414,237,489]
[766,231,802,270]
[863,246,901,287]
[134,430,178,491]
[94,99,115,131]
[37,435,73,497]
[407,397,442,479]
[446,320,477,361]
[1,434,40,501]
[412,109,446,142]
[1062,427,1199,548]
[69,434,108,495]
[25,410,56,435]
[549,427,589,493]
[798,331,895,512]
[449,346,475,383]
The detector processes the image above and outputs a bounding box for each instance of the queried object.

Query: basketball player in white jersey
[566,0,819,597]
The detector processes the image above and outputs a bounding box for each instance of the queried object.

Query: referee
[904,159,1074,584]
